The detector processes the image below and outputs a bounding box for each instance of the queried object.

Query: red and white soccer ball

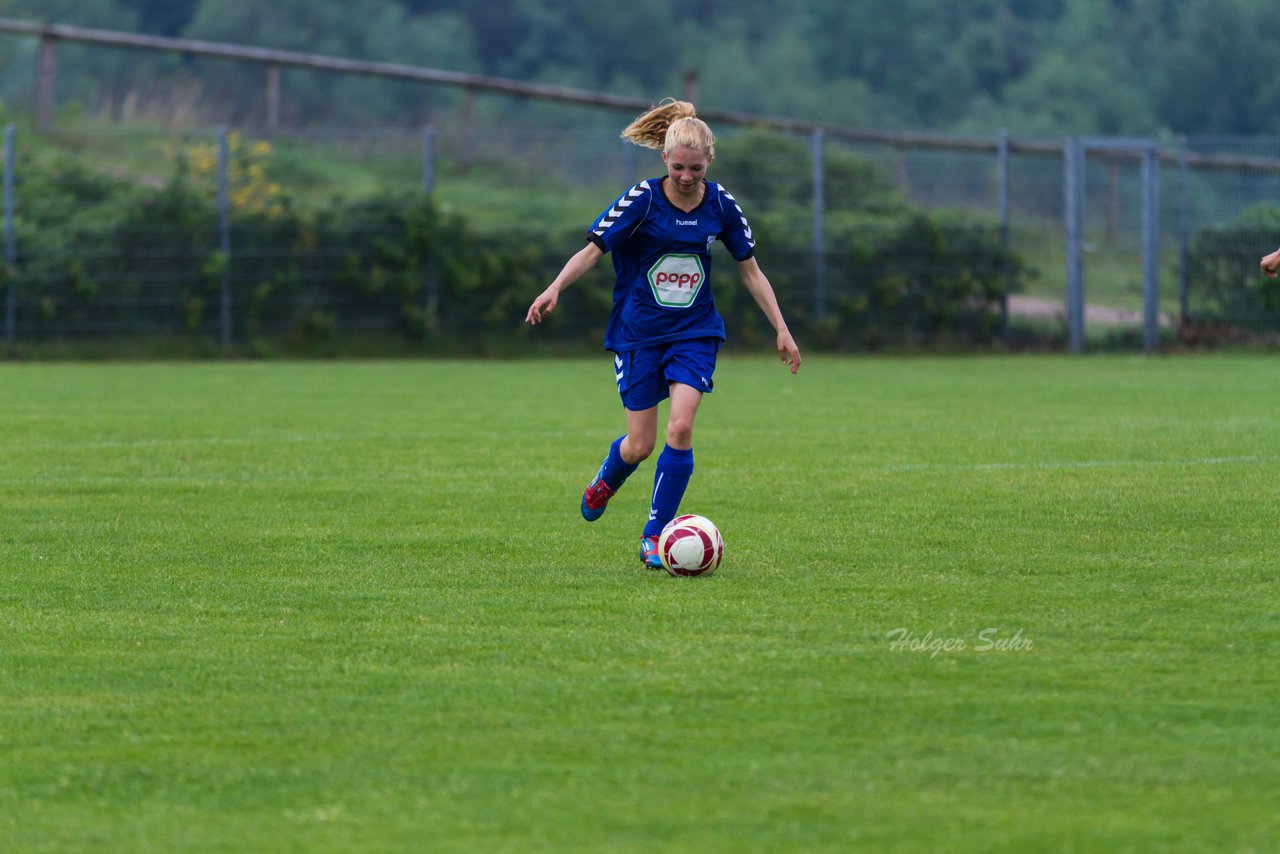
[658,514,724,577]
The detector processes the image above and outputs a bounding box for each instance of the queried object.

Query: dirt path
[1008,295,1173,328]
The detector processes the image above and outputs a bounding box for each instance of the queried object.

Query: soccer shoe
[639,534,664,570]
[580,468,617,522]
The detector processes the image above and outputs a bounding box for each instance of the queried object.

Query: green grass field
[1,355,1277,852]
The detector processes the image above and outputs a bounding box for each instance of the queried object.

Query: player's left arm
[736,255,801,374]
[1261,247,1280,278]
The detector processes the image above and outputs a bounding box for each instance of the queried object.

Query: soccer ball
[658,514,724,577]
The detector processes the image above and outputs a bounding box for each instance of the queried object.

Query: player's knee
[666,418,694,448]
[625,434,656,462]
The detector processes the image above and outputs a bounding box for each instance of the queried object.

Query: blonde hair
[621,98,716,158]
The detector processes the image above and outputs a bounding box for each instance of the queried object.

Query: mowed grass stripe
[1,355,1277,852]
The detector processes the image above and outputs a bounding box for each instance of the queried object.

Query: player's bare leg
[640,383,704,568]
[581,406,656,521]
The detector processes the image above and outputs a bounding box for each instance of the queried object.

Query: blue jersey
[587,177,756,352]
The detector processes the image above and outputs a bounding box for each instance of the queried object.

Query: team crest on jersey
[647,253,705,308]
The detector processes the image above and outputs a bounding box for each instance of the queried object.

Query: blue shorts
[614,338,719,411]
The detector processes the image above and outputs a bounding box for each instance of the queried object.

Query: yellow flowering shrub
[172,133,285,218]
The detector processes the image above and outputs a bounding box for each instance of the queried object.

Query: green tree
[986,0,1159,134]
[19,0,1280,137]
[114,0,201,36]
[182,0,480,124]
[1154,1,1280,134]
[1,0,143,120]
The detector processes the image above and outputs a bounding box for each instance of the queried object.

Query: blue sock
[644,445,694,537]
[600,435,639,491]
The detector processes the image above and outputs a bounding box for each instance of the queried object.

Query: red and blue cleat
[581,467,617,522]
[639,534,664,570]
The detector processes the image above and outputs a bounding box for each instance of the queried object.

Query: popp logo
[654,270,702,290]
[648,254,706,308]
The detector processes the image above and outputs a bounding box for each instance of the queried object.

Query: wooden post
[35,33,58,130]
[421,126,436,195]
[459,87,475,173]
[682,69,699,106]
[264,63,281,136]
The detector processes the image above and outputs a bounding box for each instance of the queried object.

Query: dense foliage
[1184,205,1280,333]
[5,0,1280,135]
[5,132,1026,354]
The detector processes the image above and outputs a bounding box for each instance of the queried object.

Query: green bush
[1184,205,1280,331]
[5,131,1030,355]
[714,131,906,214]
[716,207,1024,351]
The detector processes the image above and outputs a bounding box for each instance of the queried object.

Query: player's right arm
[526,242,604,325]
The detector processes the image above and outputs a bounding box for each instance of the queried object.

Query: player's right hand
[525,287,559,325]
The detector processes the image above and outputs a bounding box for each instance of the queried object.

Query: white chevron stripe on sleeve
[592,181,650,237]
[720,189,755,243]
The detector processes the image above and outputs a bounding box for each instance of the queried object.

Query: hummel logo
[676,219,698,226]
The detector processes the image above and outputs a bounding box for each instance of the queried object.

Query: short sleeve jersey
[587,177,756,353]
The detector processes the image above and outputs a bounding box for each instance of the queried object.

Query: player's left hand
[778,331,801,374]
[1262,248,1280,278]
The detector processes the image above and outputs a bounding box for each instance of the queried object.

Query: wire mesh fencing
[4,123,1280,352]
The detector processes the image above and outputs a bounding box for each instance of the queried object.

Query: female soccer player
[525,99,802,568]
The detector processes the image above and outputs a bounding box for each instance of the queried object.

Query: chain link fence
[5,122,1280,352]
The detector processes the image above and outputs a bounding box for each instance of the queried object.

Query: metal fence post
[422,126,439,329]
[810,128,826,322]
[4,124,15,347]
[1064,136,1085,353]
[217,127,232,348]
[1141,141,1161,353]
[1177,139,1189,326]
[998,128,1010,348]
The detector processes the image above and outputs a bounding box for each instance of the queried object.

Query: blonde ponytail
[620,98,716,158]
